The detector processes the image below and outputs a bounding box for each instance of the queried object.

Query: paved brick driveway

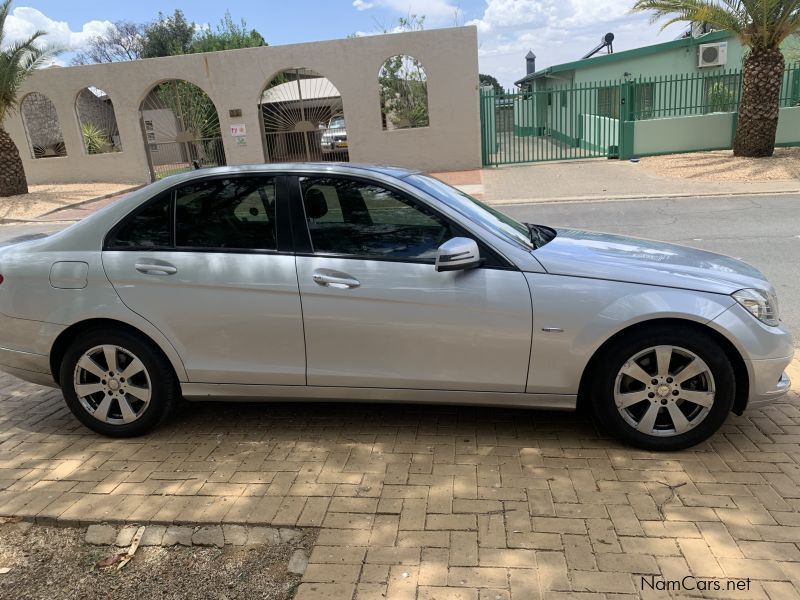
[2,369,800,599]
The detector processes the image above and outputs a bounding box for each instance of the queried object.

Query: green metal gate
[480,82,624,166]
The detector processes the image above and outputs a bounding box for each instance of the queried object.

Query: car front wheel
[592,325,735,451]
[60,328,177,437]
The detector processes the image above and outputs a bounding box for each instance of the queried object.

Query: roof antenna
[582,33,614,59]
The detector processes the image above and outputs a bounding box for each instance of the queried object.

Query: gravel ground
[0,520,315,600]
[639,147,800,182]
[0,183,139,221]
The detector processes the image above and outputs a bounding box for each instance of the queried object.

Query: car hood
[532,228,770,295]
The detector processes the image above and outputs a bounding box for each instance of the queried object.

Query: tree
[632,0,800,158]
[479,73,504,95]
[71,21,143,65]
[190,11,266,53]
[377,15,429,129]
[140,9,195,58]
[379,55,429,129]
[0,0,59,196]
[72,10,267,65]
[80,122,113,154]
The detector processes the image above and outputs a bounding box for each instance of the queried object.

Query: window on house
[703,74,740,114]
[597,87,620,119]
[634,83,655,120]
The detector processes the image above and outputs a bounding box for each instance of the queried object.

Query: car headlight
[732,288,780,327]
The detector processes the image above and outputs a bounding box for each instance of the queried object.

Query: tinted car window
[176,177,277,250]
[107,192,172,249]
[300,177,451,260]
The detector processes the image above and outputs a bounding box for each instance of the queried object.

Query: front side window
[175,177,277,250]
[300,177,451,260]
[405,174,533,250]
[107,192,172,249]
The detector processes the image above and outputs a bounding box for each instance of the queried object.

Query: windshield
[406,175,534,249]
[328,117,345,129]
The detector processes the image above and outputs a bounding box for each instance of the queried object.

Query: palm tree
[0,0,58,196]
[631,0,800,157]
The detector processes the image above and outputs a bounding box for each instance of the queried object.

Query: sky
[3,0,689,87]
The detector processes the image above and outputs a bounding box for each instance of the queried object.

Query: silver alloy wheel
[73,344,152,425]
[613,345,715,437]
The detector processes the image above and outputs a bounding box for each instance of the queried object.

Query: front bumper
[710,302,794,411]
[746,356,793,409]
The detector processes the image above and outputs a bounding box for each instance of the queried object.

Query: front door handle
[312,271,360,289]
[135,262,177,276]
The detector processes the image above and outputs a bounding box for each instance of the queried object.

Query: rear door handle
[312,272,360,289]
[135,262,177,276]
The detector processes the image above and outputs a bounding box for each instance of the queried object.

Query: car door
[291,174,532,392]
[101,174,306,385]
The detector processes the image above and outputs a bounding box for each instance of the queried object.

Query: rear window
[106,176,278,251]
[106,192,172,249]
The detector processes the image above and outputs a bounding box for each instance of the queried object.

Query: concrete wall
[632,107,800,156]
[777,106,800,145]
[581,115,619,153]
[5,27,482,184]
[633,112,734,156]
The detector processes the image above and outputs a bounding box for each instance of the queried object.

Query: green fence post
[619,81,635,160]
[479,88,495,166]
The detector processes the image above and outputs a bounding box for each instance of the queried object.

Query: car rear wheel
[591,325,735,451]
[60,329,177,437]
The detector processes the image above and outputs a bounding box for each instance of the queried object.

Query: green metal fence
[479,63,800,166]
[480,81,624,166]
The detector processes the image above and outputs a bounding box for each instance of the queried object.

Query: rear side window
[106,192,172,249]
[105,176,278,251]
[175,177,277,250]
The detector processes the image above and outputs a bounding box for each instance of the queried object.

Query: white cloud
[469,0,687,86]
[351,0,462,24]
[3,7,112,52]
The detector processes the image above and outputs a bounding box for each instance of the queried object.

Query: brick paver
[1,369,800,598]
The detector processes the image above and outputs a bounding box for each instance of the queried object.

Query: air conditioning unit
[698,42,727,68]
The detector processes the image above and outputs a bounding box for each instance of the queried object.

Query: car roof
[156,162,422,186]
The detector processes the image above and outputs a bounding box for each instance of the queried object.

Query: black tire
[60,328,178,437]
[591,324,735,451]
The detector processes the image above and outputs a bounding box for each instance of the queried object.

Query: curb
[0,184,144,225]
[38,184,145,218]
[489,188,800,207]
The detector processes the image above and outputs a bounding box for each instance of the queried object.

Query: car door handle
[135,262,177,276]
[312,272,360,289]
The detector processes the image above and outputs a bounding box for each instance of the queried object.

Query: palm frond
[0,2,61,123]
[0,0,12,50]
[631,0,800,49]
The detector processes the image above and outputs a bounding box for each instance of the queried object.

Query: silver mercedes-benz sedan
[0,164,793,450]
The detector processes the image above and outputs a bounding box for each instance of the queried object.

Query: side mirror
[435,237,481,272]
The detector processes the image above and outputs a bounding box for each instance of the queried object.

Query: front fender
[524,273,736,394]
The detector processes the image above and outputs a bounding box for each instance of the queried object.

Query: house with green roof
[484,28,799,164]
[515,30,749,92]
